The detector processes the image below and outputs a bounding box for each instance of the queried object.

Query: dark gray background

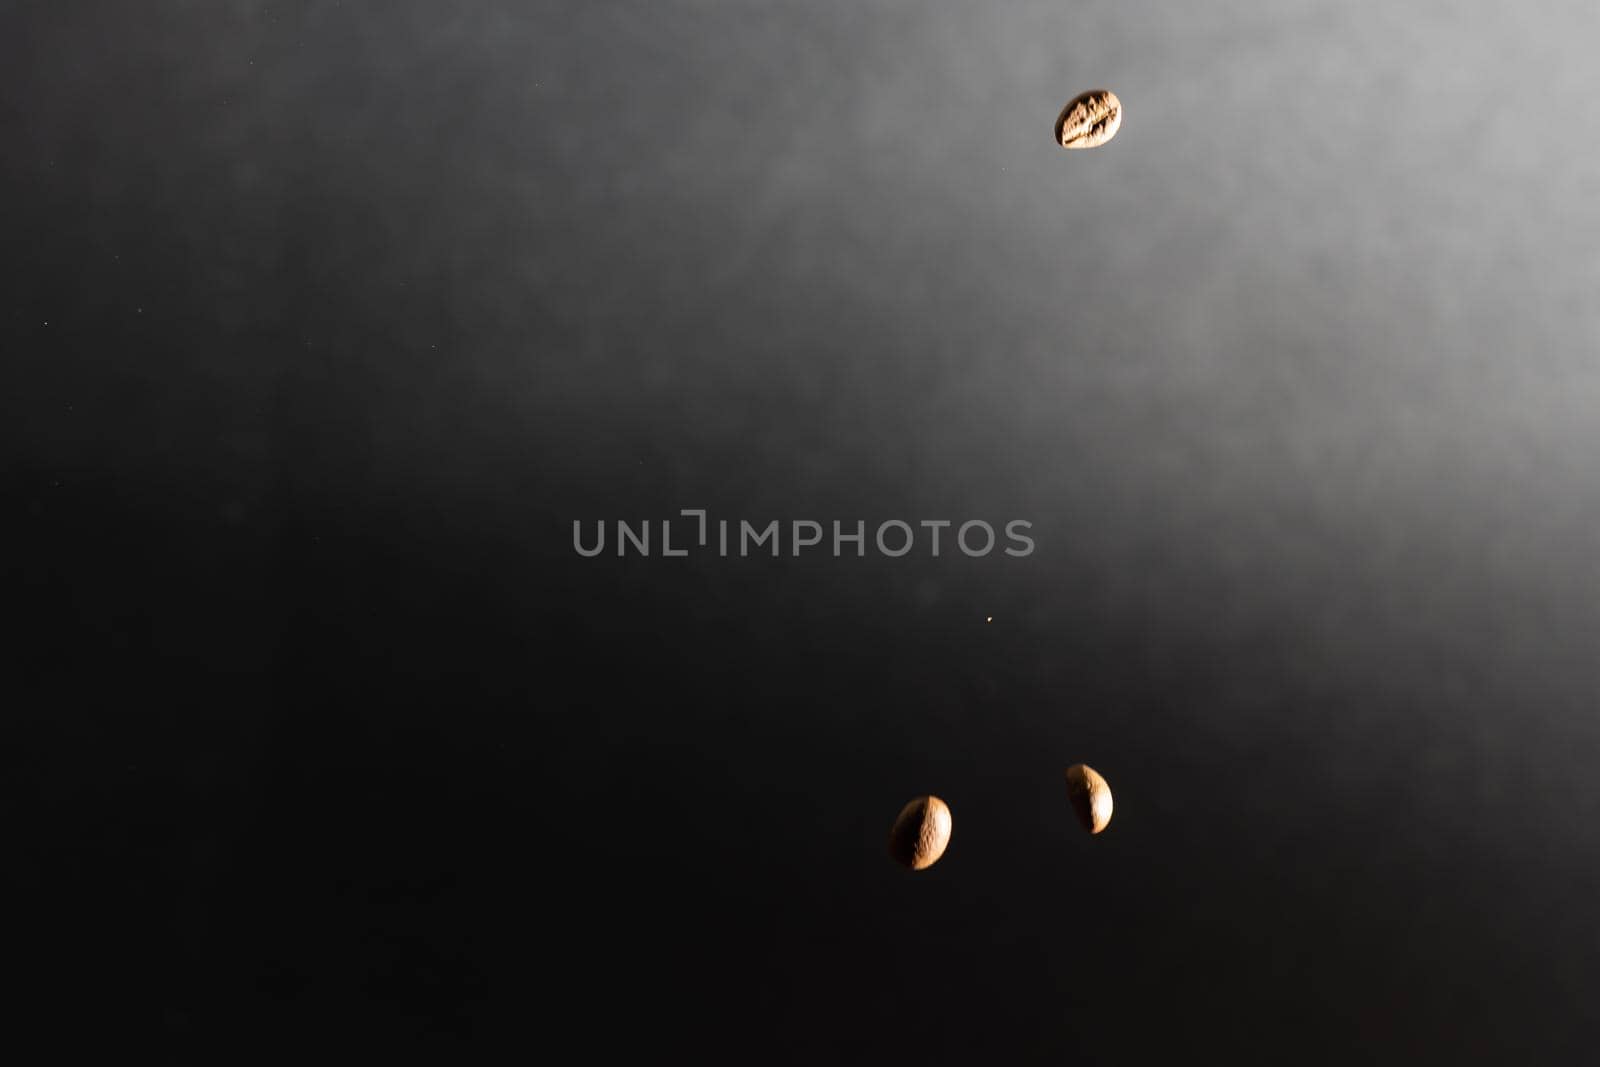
[8,0,1600,1060]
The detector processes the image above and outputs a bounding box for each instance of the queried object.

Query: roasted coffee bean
[1055,89,1122,149]
[887,795,953,870]
[1065,763,1114,834]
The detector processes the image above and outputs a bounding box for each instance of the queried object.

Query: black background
[10,1,1600,1061]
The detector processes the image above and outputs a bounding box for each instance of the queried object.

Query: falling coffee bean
[887,795,953,870]
[1055,89,1122,149]
[1064,763,1114,834]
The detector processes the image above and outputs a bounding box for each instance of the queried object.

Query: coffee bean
[1055,90,1122,149]
[887,795,952,870]
[1064,763,1113,834]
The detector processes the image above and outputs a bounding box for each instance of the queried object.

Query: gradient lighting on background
[8,1,1600,1060]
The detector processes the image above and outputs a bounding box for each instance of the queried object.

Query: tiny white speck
[985,616,993,623]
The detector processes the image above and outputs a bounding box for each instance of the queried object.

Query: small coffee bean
[887,795,953,870]
[1055,90,1122,149]
[1064,763,1114,834]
